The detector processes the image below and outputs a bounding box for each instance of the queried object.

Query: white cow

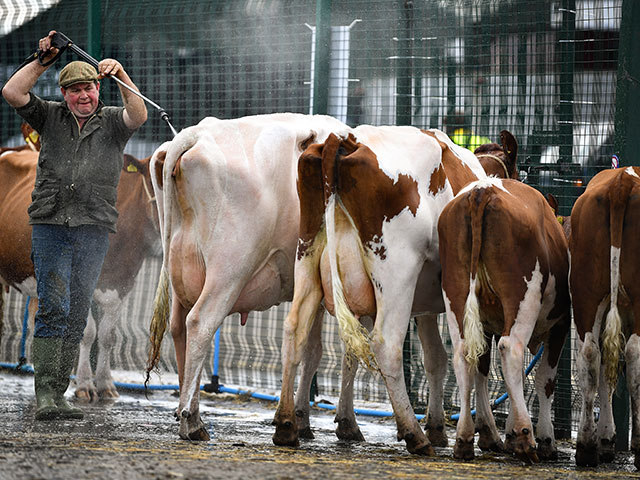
[272,127,488,454]
[146,113,351,441]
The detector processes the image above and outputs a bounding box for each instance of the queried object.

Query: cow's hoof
[576,441,599,467]
[634,451,640,470]
[536,436,558,461]
[272,419,299,447]
[477,425,503,452]
[178,413,209,442]
[599,437,616,463]
[516,444,540,465]
[478,437,504,453]
[74,386,98,403]
[188,426,210,441]
[453,437,475,460]
[179,425,210,441]
[504,432,515,454]
[335,417,365,442]
[509,430,539,464]
[98,386,119,399]
[403,432,434,456]
[298,426,314,440]
[425,423,448,448]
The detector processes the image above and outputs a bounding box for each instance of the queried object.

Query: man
[1,30,147,420]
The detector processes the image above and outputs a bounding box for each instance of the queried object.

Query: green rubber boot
[54,340,84,420]
[32,337,63,421]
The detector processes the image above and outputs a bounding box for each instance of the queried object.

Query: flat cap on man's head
[58,61,98,88]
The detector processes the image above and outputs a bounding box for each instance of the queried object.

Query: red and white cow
[272,126,489,454]
[438,175,571,463]
[145,113,351,441]
[0,147,159,400]
[569,166,640,468]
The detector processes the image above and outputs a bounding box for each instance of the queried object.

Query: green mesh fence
[0,0,626,439]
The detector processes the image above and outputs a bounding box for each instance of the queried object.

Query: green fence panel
[0,0,625,439]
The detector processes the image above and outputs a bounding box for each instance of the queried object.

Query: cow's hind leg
[334,349,364,442]
[170,295,209,441]
[474,338,504,453]
[371,308,433,456]
[416,314,448,447]
[596,362,616,463]
[294,310,324,440]
[273,254,324,447]
[576,332,601,466]
[533,344,560,460]
[498,333,538,463]
[626,333,640,470]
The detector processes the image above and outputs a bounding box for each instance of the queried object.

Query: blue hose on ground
[7,302,420,419]
[449,344,544,421]
[0,361,419,419]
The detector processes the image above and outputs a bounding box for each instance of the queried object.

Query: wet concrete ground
[0,369,638,480]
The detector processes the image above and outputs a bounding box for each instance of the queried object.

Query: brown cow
[438,177,571,463]
[570,166,640,468]
[0,148,158,400]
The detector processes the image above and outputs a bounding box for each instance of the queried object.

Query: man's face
[61,81,100,118]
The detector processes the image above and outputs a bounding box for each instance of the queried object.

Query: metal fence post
[88,0,101,58]
[396,0,413,126]
[313,0,332,116]
[553,0,575,440]
[611,0,640,452]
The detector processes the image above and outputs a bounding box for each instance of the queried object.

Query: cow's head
[474,130,519,180]
[122,154,161,235]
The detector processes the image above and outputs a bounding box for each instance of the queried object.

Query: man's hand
[101,59,147,129]
[97,59,124,80]
[38,30,59,64]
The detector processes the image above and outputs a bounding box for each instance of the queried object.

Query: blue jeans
[31,224,109,343]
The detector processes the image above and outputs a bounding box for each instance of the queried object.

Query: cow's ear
[499,130,518,178]
[21,122,41,151]
[546,193,559,215]
[500,130,517,161]
[123,154,145,174]
[153,151,166,189]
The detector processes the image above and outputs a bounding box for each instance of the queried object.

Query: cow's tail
[145,130,198,386]
[326,195,377,371]
[602,171,632,389]
[463,186,492,370]
[322,134,377,371]
[145,267,170,386]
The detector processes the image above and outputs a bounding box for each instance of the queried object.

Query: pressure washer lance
[28,31,178,137]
